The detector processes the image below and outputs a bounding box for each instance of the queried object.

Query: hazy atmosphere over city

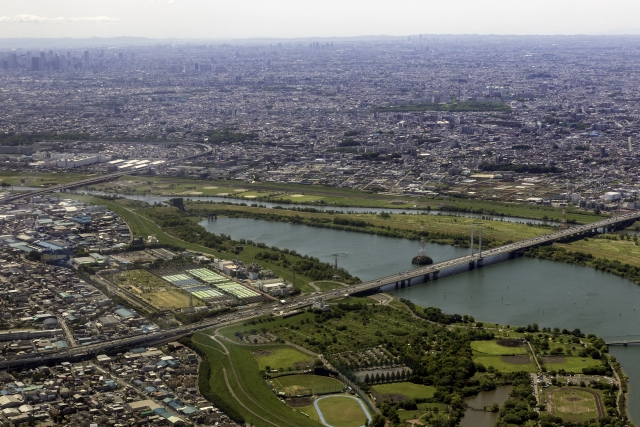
[2,0,640,38]
[2,1,640,427]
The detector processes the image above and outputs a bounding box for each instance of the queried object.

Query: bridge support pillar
[468,261,475,270]
[407,278,411,287]
[508,251,516,259]
[477,258,484,268]
[432,271,439,280]
[424,274,429,282]
[395,282,398,289]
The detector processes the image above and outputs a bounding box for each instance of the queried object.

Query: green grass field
[473,355,537,373]
[315,396,370,427]
[547,387,601,422]
[313,281,345,291]
[471,340,528,355]
[557,236,640,269]
[397,403,449,423]
[191,333,321,427]
[371,382,436,400]
[253,347,314,371]
[540,356,603,373]
[272,375,343,395]
[81,175,604,223]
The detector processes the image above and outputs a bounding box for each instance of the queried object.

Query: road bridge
[0,143,213,205]
[0,192,637,367]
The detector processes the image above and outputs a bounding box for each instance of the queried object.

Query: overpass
[0,207,638,368]
[0,143,213,205]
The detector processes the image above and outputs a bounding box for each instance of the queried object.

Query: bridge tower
[560,203,568,229]
[331,253,347,270]
[418,221,426,258]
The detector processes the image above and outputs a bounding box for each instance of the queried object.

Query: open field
[142,289,203,309]
[473,355,537,373]
[80,175,603,223]
[191,333,321,427]
[397,403,449,424]
[540,356,603,373]
[315,395,371,427]
[272,375,343,395]
[0,172,93,187]
[371,382,436,400]
[547,387,603,422]
[114,269,203,308]
[253,347,314,371]
[556,236,640,269]
[471,340,528,355]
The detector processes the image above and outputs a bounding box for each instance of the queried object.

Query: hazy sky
[1,0,640,39]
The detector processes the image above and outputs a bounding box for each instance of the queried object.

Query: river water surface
[199,217,640,423]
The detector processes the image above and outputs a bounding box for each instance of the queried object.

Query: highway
[0,142,213,205]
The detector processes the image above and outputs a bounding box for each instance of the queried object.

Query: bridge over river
[340,210,640,294]
[0,184,637,366]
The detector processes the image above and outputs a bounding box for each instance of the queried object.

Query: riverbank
[78,175,603,223]
[185,202,555,249]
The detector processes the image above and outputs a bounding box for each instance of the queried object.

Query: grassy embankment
[186,202,555,248]
[62,195,321,293]
[190,333,322,427]
[83,175,602,223]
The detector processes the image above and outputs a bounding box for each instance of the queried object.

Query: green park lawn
[252,346,314,371]
[540,356,603,373]
[473,355,537,373]
[371,382,436,400]
[471,340,529,355]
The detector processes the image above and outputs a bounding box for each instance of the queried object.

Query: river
[199,217,640,423]
[69,190,557,225]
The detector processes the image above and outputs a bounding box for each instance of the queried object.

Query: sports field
[547,387,603,422]
[471,340,528,355]
[253,347,314,371]
[315,395,371,427]
[273,375,343,396]
[143,289,203,308]
[371,382,436,400]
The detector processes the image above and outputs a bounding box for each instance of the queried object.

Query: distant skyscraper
[84,51,89,62]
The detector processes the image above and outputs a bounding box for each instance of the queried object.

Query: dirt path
[220,367,279,427]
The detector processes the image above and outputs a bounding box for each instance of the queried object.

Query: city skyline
[1,0,640,39]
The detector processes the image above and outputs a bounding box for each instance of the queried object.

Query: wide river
[200,217,640,423]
